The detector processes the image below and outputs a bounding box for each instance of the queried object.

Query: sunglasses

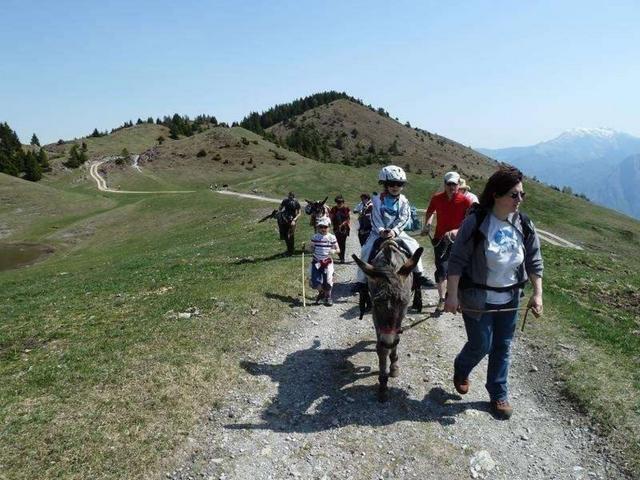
[386,182,405,188]
[508,191,526,199]
[446,182,458,187]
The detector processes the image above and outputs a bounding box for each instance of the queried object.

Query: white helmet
[316,217,331,227]
[378,165,407,184]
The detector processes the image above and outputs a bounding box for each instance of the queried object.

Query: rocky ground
[165,229,627,480]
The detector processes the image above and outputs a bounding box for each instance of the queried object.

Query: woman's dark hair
[335,195,344,203]
[478,166,523,209]
[360,193,370,200]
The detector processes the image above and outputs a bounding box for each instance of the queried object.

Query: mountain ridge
[479,129,640,218]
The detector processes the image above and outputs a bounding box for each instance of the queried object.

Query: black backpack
[460,205,534,292]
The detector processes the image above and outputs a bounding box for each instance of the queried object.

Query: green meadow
[1,154,639,477]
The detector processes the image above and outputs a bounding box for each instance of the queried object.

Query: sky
[1,0,639,148]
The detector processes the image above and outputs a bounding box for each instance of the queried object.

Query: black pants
[278,221,295,254]
[358,230,370,247]
[335,231,348,262]
[433,239,452,283]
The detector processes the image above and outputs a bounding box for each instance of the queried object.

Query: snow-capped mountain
[477,129,640,218]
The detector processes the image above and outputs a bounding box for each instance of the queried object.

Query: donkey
[258,209,296,255]
[352,240,423,402]
[304,197,330,227]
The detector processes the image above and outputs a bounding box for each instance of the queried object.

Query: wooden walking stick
[301,242,306,308]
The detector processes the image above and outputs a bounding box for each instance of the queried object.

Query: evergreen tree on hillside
[0,122,22,176]
[64,144,88,168]
[240,91,362,133]
[23,151,42,181]
[30,133,40,146]
[38,148,50,172]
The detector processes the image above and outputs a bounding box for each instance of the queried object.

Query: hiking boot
[435,297,446,313]
[315,292,324,305]
[324,297,333,306]
[453,375,470,395]
[490,399,513,420]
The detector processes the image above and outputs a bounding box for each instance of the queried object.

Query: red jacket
[330,206,351,234]
[425,191,472,239]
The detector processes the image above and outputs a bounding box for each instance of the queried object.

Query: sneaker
[490,399,513,420]
[453,375,470,395]
[435,297,446,312]
[324,297,333,306]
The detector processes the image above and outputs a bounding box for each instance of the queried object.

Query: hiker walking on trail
[308,216,340,306]
[353,193,373,246]
[445,166,544,420]
[329,195,351,263]
[278,192,301,256]
[356,166,425,310]
[422,171,473,311]
[459,178,479,204]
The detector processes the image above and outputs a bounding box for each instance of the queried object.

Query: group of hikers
[273,164,544,419]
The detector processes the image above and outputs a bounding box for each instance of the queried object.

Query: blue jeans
[454,297,519,401]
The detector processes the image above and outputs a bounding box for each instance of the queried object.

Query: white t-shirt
[485,213,525,304]
[311,232,338,261]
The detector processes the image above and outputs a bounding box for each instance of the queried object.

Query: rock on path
[166,225,625,480]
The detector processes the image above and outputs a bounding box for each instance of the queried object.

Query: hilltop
[265,98,498,181]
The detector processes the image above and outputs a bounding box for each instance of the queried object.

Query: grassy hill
[1,99,639,478]
[267,99,499,180]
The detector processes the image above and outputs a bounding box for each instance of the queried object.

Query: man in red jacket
[423,171,473,311]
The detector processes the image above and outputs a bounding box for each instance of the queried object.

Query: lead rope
[400,305,535,333]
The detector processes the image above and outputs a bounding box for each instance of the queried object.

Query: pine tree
[30,133,40,146]
[38,148,50,172]
[23,151,42,181]
[65,144,87,168]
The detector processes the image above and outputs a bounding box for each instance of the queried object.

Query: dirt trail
[89,159,195,194]
[165,201,625,480]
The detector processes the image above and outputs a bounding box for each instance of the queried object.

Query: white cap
[316,217,330,227]
[444,171,460,184]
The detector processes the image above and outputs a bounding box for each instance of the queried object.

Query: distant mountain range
[478,128,640,219]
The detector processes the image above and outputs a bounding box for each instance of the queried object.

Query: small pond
[0,243,54,272]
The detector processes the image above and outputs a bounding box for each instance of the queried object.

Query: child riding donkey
[355,166,426,313]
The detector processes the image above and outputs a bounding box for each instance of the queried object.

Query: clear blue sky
[1,0,639,148]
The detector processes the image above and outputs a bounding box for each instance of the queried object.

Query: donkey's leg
[389,345,400,378]
[377,339,390,402]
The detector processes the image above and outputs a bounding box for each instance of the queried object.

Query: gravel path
[166,225,626,480]
[89,159,195,194]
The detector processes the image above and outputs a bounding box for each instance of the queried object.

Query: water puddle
[0,243,54,272]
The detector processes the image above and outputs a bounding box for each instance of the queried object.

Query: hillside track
[89,159,195,194]
[165,194,625,479]
[219,190,583,250]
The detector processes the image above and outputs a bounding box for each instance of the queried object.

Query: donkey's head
[353,241,423,340]
[304,197,328,215]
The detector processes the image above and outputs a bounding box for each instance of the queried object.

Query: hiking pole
[301,242,306,308]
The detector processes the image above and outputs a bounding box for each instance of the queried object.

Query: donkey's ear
[321,196,328,205]
[352,254,383,278]
[304,199,312,204]
[397,247,424,276]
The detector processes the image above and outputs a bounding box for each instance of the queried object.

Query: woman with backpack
[444,166,544,420]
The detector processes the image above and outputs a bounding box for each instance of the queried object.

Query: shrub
[196,149,207,157]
